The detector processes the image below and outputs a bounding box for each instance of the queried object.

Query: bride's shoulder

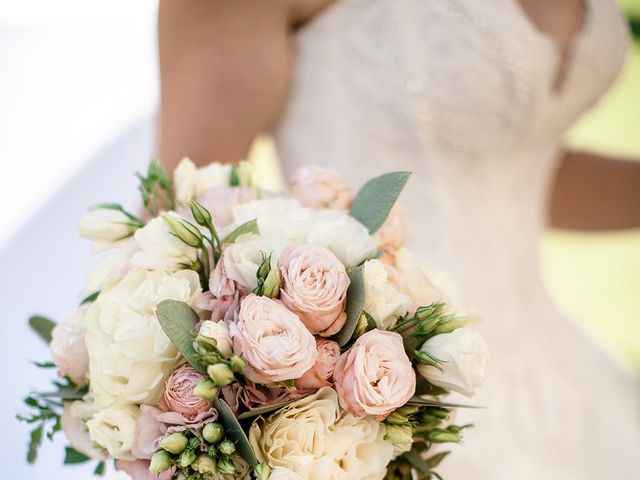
[288,0,337,26]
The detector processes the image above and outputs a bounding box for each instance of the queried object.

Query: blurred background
[0,0,639,476]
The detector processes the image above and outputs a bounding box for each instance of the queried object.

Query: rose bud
[218,439,236,456]
[149,450,173,474]
[193,454,216,475]
[217,458,236,475]
[163,365,212,418]
[202,422,225,444]
[294,338,340,390]
[193,379,219,401]
[159,432,188,455]
[207,363,235,387]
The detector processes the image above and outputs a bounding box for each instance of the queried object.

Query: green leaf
[27,424,43,463]
[64,446,91,464]
[236,400,295,420]
[403,447,431,476]
[94,461,106,476]
[213,398,258,467]
[406,396,481,409]
[332,266,365,347]
[155,300,206,373]
[39,386,86,400]
[28,316,56,345]
[31,361,56,369]
[222,219,259,244]
[350,172,410,233]
[426,451,450,469]
[80,291,100,305]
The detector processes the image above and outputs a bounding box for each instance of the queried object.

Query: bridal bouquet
[19,159,489,480]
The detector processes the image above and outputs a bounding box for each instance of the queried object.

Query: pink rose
[377,206,408,261]
[116,459,175,480]
[334,330,416,419]
[162,365,212,421]
[222,381,313,415]
[288,166,353,209]
[132,405,165,460]
[205,252,242,321]
[279,245,350,336]
[229,294,317,384]
[295,338,341,390]
[50,306,89,386]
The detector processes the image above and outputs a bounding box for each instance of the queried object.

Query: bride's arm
[157,0,329,171]
[549,150,640,230]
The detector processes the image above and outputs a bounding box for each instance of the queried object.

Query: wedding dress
[275,0,640,478]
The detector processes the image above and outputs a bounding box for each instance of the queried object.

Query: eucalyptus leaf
[236,400,295,420]
[350,172,410,233]
[427,451,450,469]
[406,396,481,409]
[80,291,100,305]
[223,219,259,244]
[64,446,91,464]
[214,398,258,467]
[39,387,85,400]
[332,266,365,347]
[403,447,431,475]
[94,461,106,476]
[28,316,56,345]
[27,424,43,463]
[156,300,206,373]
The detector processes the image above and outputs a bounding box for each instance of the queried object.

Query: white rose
[394,248,465,315]
[269,468,303,480]
[417,327,489,396]
[82,240,136,297]
[249,388,393,480]
[61,400,106,460]
[130,217,198,272]
[50,307,90,386]
[222,233,278,291]
[78,207,139,251]
[174,158,234,205]
[307,214,377,267]
[198,320,233,356]
[86,403,140,460]
[362,259,411,329]
[85,268,202,406]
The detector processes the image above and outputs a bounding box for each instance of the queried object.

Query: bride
[156,0,640,478]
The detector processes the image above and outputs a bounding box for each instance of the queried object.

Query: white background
[1,1,159,477]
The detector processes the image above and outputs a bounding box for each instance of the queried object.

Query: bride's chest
[291,0,629,156]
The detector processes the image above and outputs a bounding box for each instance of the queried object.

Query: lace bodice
[275,0,640,478]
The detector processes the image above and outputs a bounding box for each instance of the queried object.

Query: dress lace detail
[274,0,640,477]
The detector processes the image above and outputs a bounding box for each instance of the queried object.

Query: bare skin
[158,0,640,230]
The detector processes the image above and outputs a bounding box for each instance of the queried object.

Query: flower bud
[162,213,203,248]
[218,439,236,456]
[193,379,219,400]
[189,199,213,227]
[253,464,271,480]
[78,205,141,249]
[178,449,196,468]
[149,450,173,474]
[217,458,236,475]
[256,252,272,283]
[202,422,225,444]
[426,428,462,444]
[196,334,218,353]
[229,355,246,374]
[159,432,189,454]
[207,445,218,457]
[384,424,413,449]
[262,267,281,298]
[385,411,410,426]
[207,363,235,387]
[193,454,217,475]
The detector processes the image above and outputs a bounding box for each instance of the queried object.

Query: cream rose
[280,244,349,336]
[269,467,303,480]
[78,207,139,251]
[61,400,106,460]
[222,233,277,291]
[229,294,317,384]
[307,214,377,268]
[417,327,489,396]
[288,166,353,210]
[130,217,198,272]
[85,269,201,406]
[173,157,233,204]
[249,388,393,480]
[86,403,140,460]
[376,206,408,259]
[198,320,233,357]
[334,330,416,419]
[50,306,90,386]
[362,259,411,329]
[81,240,136,297]
[295,338,341,390]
